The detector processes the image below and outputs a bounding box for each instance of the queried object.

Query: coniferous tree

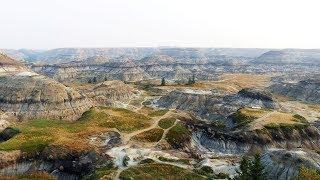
[187,75,196,85]
[161,77,166,86]
[251,154,266,180]
[236,156,251,180]
[93,76,97,83]
[234,154,266,180]
[192,74,196,84]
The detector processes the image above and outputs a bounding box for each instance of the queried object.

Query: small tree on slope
[161,77,166,86]
[235,154,266,180]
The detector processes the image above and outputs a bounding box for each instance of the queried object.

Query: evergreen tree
[187,75,196,85]
[251,154,266,180]
[191,74,196,84]
[234,154,266,180]
[236,156,251,180]
[93,76,97,83]
[161,77,166,86]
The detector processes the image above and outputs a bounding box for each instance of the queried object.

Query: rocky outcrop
[2,47,267,63]
[261,148,320,180]
[84,80,138,106]
[190,121,320,154]
[0,147,112,179]
[253,49,320,64]
[33,57,150,83]
[0,53,26,73]
[157,88,278,125]
[0,74,92,121]
[0,53,92,121]
[224,88,278,109]
[269,79,320,104]
[25,48,257,83]
[0,127,20,142]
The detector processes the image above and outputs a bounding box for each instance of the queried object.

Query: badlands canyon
[0,48,319,179]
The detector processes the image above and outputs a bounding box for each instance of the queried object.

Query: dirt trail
[122,110,173,145]
[113,110,176,179]
[159,119,178,142]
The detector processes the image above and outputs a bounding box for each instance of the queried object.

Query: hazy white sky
[0,0,320,49]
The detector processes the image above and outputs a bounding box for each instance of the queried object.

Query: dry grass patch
[148,109,169,117]
[0,172,56,180]
[119,162,204,180]
[137,106,155,115]
[99,107,152,133]
[0,107,152,154]
[157,73,271,94]
[232,108,308,130]
[240,108,270,118]
[308,104,320,112]
[218,73,271,89]
[233,108,307,130]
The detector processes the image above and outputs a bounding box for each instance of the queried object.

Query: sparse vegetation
[293,114,308,123]
[231,110,256,127]
[166,122,190,148]
[137,106,154,115]
[82,164,117,180]
[119,162,205,180]
[148,109,169,117]
[132,128,164,142]
[296,166,320,180]
[264,123,308,132]
[98,107,152,132]
[194,166,229,179]
[158,117,176,129]
[158,156,190,165]
[0,107,152,153]
[0,172,56,180]
[139,158,156,164]
[193,166,213,176]
[232,108,309,130]
[136,82,156,91]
